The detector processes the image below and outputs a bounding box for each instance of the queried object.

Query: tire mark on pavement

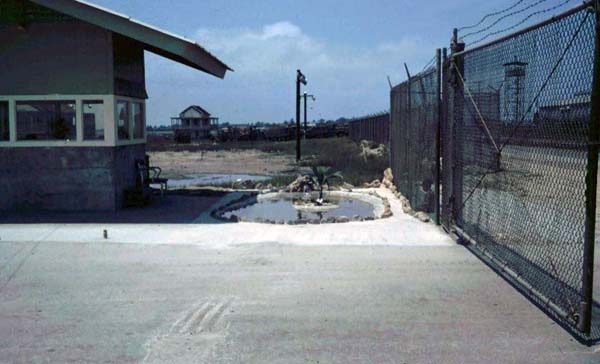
[141,297,235,364]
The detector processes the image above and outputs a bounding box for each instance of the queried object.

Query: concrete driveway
[0,189,599,363]
[1,241,598,364]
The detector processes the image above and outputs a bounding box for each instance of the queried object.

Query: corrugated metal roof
[29,0,232,78]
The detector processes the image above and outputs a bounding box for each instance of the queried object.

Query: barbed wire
[462,0,551,39]
[419,54,437,74]
[458,0,527,31]
[467,0,576,46]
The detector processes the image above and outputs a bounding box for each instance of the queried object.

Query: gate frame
[580,0,600,334]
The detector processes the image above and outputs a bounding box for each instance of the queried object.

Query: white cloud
[261,21,303,39]
[145,21,438,125]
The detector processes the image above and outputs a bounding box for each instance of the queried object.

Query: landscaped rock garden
[211,189,391,225]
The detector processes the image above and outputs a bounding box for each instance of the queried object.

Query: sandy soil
[147,149,297,178]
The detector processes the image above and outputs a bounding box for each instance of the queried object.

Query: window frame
[116,100,130,141]
[132,101,145,140]
[0,95,146,147]
[15,99,77,142]
[0,101,9,142]
[82,100,106,141]
[115,96,146,145]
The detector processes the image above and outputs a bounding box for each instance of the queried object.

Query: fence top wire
[458,0,527,31]
[454,1,591,56]
[466,0,577,46]
[462,0,553,39]
[349,111,390,121]
[391,63,438,91]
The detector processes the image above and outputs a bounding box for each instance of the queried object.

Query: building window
[0,101,8,141]
[117,100,130,140]
[16,101,76,140]
[132,102,145,139]
[83,100,105,140]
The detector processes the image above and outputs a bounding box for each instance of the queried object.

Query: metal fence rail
[390,2,599,339]
[391,59,441,222]
[348,112,390,145]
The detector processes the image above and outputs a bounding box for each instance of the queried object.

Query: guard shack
[0,0,231,211]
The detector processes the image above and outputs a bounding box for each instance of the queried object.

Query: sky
[90,0,581,126]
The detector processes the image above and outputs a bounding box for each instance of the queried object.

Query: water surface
[222,196,375,222]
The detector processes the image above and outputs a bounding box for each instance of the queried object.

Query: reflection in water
[222,196,375,222]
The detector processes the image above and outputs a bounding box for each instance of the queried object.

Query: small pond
[162,173,271,189]
[215,192,382,224]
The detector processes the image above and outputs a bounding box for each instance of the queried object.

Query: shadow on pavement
[0,193,233,224]
[464,243,600,346]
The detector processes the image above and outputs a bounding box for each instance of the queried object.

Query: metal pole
[295,70,306,161]
[579,0,600,335]
[404,64,412,200]
[435,48,442,225]
[441,47,450,229]
[296,71,301,161]
[303,92,308,138]
[451,28,465,226]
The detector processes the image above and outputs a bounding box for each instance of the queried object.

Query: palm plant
[310,166,344,203]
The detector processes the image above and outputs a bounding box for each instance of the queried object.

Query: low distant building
[171,105,219,139]
[534,93,591,124]
[0,0,231,211]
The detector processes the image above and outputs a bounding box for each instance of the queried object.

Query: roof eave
[30,0,232,78]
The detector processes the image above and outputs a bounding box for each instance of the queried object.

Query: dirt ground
[147,149,297,179]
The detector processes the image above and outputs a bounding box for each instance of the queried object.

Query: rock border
[379,168,431,223]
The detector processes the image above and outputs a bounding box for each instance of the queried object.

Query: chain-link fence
[391,2,599,339]
[448,3,597,338]
[390,62,440,222]
[348,112,390,145]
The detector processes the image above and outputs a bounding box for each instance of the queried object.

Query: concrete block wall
[113,144,146,208]
[0,144,145,211]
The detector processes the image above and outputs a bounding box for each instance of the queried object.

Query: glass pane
[117,100,130,140]
[83,100,105,141]
[16,100,76,140]
[0,101,8,141]
[132,102,144,139]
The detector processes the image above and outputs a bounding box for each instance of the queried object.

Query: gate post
[435,48,442,225]
[579,0,600,335]
[404,64,412,200]
[441,48,451,229]
[450,29,465,226]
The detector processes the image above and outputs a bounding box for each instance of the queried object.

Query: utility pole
[296,70,307,161]
[303,92,315,137]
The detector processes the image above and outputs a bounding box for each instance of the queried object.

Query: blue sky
[90,0,580,126]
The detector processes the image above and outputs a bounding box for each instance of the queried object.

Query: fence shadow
[464,242,600,345]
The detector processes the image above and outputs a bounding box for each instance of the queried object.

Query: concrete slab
[0,188,454,248]
[0,187,598,363]
[0,242,597,364]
